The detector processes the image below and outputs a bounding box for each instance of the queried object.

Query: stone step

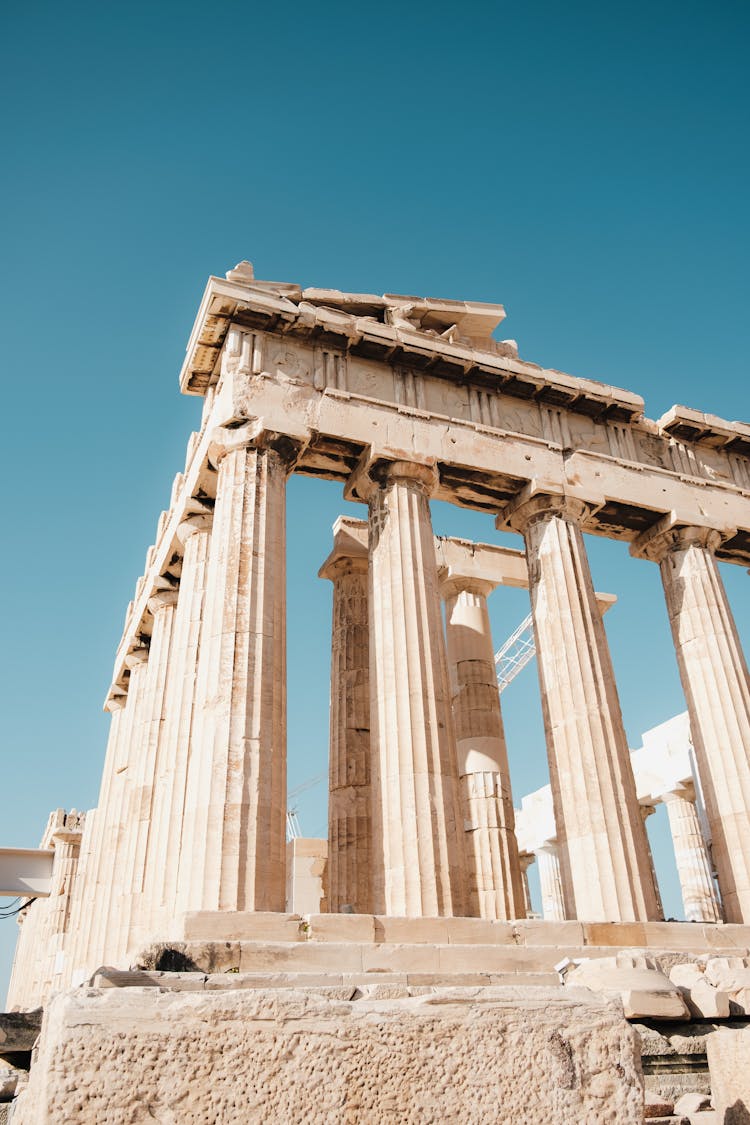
[136,938,597,976]
[178,911,750,955]
[92,966,561,992]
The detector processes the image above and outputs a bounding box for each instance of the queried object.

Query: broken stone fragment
[644,1088,675,1117]
[673,1091,712,1114]
[703,957,750,1014]
[565,954,690,1019]
[668,963,731,1018]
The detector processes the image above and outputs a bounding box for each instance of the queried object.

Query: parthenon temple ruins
[5,262,750,1123]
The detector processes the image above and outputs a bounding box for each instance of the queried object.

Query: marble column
[518,854,534,918]
[366,460,468,917]
[45,812,85,995]
[502,493,660,922]
[122,589,179,957]
[319,518,372,915]
[535,844,565,921]
[145,512,213,938]
[178,425,296,915]
[640,804,665,920]
[84,646,150,970]
[441,577,526,920]
[64,699,126,983]
[633,522,750,923]
[663,784,723,922]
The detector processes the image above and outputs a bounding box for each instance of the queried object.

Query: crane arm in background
[495,612,536,693]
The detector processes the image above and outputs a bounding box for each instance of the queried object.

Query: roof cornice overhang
[178,277,645,425]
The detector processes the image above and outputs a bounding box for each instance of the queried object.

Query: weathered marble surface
[13,986,643,1124]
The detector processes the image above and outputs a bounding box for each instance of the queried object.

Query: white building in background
[515,712,722,924]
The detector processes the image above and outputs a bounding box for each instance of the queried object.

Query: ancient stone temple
[4,262,750,1123]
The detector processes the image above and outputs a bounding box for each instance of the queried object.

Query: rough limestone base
[706,1026,750,1123]
[14,985,643,1124]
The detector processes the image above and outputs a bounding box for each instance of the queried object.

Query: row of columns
[521,789,721,926]
[60,433,750,985]
[66,427,296,977]
[326,471,750,925]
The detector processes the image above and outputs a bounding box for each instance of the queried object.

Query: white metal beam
[0,848,54,897]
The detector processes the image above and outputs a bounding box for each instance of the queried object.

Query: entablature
[107,266,749,707]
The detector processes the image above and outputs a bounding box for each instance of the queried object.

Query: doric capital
[379,460,438,492]
[439,574,496,601]
[497,488,590,535]
[319,516,368,581]
[630,516,727,563]
[124,643,149,670]
[345,450,439,503]
[104,688,128,713]
[207,421,302,472]
[176,512,213,546]
[147,589,179,615]
[661,780,697,805]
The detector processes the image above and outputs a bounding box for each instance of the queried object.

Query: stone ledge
[173,912,750,953]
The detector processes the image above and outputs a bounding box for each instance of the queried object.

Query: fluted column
[84,647,150,970]
[639,804,665,920]
[502,493,660,922]
[366,460,468,917]
[65,703,124,982]
[320,518,372,914]
[632,522,750,921]
[46,813,85,994]
[145,512,213,938]
[121,589,179,957]
[536,844,565,921]
[518,854,534,917]
[442,577,525,920]
[177,425,296,915]
[663,784,723,922]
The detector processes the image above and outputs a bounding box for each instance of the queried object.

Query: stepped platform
[131,912,750,979]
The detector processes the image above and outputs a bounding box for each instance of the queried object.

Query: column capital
[496,488,591,535]
[630,516,728,562]
[207,421,302,472]
[147,589,179,615]
[345,451,438,503]
[661,779,697,805]
[104,687,128,712]
[176,512,213,546]
[124,643,149,670]
[439,574,496,601]
[318,517,368,581]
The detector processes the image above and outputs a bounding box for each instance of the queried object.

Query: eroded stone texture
[442,577,525,922]
[502,493,660,924]
[13,986,643,1125]
[319,518,372,915]
[706,1026,750,1123]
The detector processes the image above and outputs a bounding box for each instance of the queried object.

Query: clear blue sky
[1,1,748,993]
